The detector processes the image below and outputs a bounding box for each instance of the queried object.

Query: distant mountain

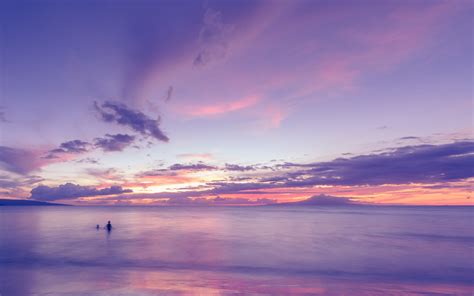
[0,199,69,206]
[269,194,365,206]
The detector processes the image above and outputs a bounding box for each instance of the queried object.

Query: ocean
[0,205,472,295]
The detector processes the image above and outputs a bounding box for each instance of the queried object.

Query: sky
[0,0,472,205]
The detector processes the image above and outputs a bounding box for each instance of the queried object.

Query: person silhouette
[96,224,100,230]
[106,221,112,232]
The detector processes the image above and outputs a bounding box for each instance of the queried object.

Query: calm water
[0,206,473,295]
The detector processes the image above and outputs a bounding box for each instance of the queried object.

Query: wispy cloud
[140,162,218,176]
[182,95,260,117]
[0,146,50,175]
[194,8,234,67]
[0,174,44,198]
[164,86,173,102]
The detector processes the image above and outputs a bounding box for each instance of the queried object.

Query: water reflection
[0,206,473,295]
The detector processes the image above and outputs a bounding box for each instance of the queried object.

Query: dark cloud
[0,146,46,175]
[94,101,169,142]
[75,157,100,164]
[399,136,421,140]
[30,183,133,201]
[94,134,135,152]
[47,140,91,158]
[169,163,217,171]
[224,163,256,171]
[164,86,173,102]
[275,141,474,187]
[194,8,233,67]
[47,134,136,159]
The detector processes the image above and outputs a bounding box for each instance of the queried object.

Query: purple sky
[0,0,472,205]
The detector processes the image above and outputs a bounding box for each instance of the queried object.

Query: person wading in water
[106,221,112,232]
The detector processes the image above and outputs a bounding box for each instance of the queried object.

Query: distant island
[0,199,69,206]
[267,194,364,206]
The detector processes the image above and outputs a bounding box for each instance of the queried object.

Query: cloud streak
[182,95,260,117]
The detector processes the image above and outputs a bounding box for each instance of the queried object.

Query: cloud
[168,163,217,171]
[0,146,48,175]
[47,134,136,159]
[30,183,133,201]
[47,140,91,158]
[94,101,169,142]
[75,157,100,164]
[182,95,260,117]
[164,86,173,102]
[140,162,218,177]
[275,141,474,187]
[194,8,234,67]
[224,163,256,171]
[0,174,44,198]
[94,134,135,152]
[25,141,472,204]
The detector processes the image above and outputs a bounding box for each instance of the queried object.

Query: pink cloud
[0,146,71,175]
[181,94,260,117]
[258,105,287,129]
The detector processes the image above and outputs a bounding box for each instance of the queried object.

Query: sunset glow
[0,0,472,206]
